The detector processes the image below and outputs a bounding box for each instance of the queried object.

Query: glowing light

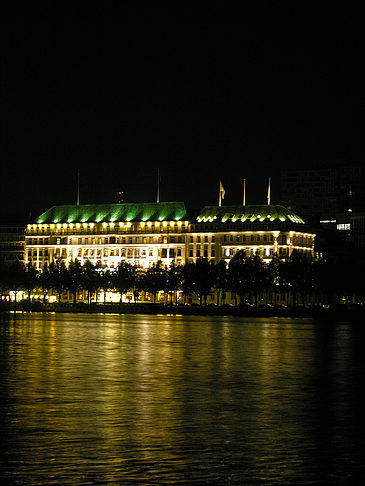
[76,223,80,228]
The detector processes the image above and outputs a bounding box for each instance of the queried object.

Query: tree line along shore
[1,250,364,313]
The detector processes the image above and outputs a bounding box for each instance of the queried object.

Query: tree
[214,260,228,306]
[267,253,280,305]
[48,258,68,302]
[65,259,84,304]
[228,251,268,307]
[23,262,39,301]
[113,262,142,302]
[98,268,112,303]
[39,263,51,302]
[180,262,195,304]
[143,261,167,303]
[228,250,249,306]
[165,263,182,304]
[244,254,268,307]
[191,258,216,306]
[279,251,314,308]
[82,260,99,304]
[7,260,25,301]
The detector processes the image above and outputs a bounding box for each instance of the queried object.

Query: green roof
[36,202,188,224]
[196,205,305,224]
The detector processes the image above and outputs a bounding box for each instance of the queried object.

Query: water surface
[1,312,364,484]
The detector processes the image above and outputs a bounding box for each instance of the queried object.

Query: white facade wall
[25,221,315,270]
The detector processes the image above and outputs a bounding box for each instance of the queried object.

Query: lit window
[337,223,350,231]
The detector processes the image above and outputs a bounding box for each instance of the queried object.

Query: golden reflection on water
[0,313,362,484]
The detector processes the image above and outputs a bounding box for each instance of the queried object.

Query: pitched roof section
[36,202,188,224]
[196,205,305,224]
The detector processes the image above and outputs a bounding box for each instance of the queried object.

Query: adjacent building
[280,165,365,221]
[350,213,365,248]
[0,226,26,264]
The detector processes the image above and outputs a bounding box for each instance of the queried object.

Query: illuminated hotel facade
[25,202,315,270]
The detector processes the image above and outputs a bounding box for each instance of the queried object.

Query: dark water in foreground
[0,313,364,485]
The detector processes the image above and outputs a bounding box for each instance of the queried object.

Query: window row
[27,235,186,245]
[189,248,216,258]
[222,234,277,243]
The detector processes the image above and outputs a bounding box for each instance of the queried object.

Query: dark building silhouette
[280,165,365,221]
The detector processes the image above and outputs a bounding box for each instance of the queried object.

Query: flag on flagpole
[220,180,226,199]
[219,180,226,206]
[267,177,271,205]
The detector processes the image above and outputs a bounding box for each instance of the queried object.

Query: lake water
[0,312,364,485]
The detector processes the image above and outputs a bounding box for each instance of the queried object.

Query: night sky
[2,7,364,221]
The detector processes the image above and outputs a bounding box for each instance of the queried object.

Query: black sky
[1,7,364,220]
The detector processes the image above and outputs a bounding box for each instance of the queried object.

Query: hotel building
[25,202,315,270]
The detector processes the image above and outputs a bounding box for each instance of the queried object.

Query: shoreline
[1,301,364,322]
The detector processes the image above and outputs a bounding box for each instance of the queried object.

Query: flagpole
[219,179,225,207]
[267,177,271,205]
[77,173,80,206]
[243,178,246,206]
[157,169,160,203]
